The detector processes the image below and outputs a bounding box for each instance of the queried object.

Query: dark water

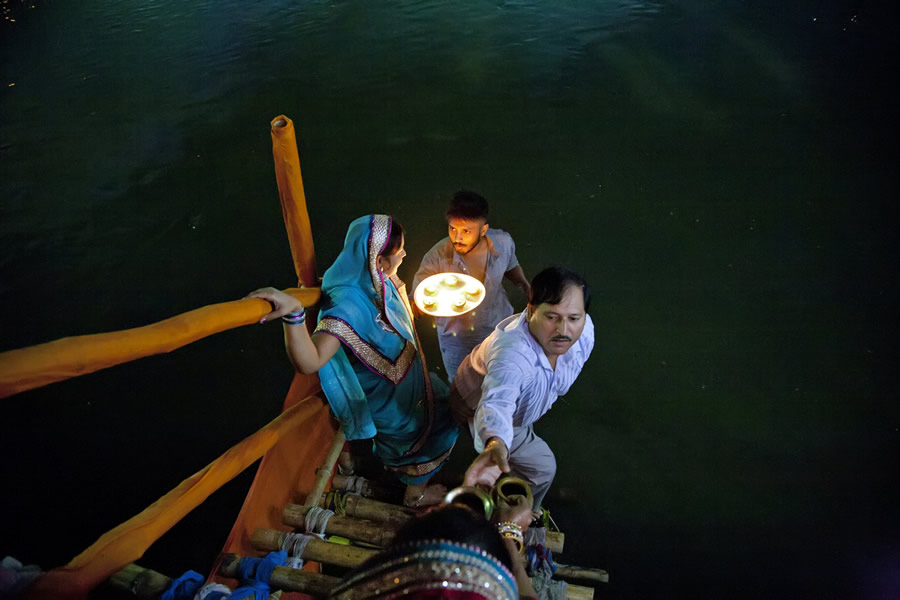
[1,1,896,598]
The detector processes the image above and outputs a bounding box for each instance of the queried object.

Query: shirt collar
[482,232,500,257]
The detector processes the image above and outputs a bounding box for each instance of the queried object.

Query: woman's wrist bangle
[497,521,524,554]
[282,307,306,325]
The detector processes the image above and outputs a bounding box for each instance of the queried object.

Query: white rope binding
[304,506,335,539]
[193,582,232,600]
[281,532,316,570]
[337,475,367,495]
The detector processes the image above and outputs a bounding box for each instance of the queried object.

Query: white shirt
[452,311,595,451]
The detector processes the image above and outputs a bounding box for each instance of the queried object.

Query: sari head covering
[314,215,457,483]
[329,539,518,600]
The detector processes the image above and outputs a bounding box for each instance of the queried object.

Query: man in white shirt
[450,266,595,508]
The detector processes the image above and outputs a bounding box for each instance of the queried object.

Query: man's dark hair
[529,266,591,312]
[445,190,489,221]
[389,504,513,571]
[382,218,404,256]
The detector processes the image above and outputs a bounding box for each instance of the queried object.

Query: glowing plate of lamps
[413,273,485,317]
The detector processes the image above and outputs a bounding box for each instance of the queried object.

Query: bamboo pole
[330,473,398,501]
[0,287,319,399]
[304,428,346,508]
[251,528,378,568]
[556,564,609,584]
[322,492,414,528]
[105,564,172,599]
[544,531,565,554]
[328,477,563,551]
[218,553,338,598]
[270,115,317,288]
[283,503,396,547]
[288,501,562,553]
[565,583,595,600]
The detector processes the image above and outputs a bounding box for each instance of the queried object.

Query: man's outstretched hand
[464,437,510,488]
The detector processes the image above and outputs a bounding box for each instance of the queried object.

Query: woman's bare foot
[403,482,448,508]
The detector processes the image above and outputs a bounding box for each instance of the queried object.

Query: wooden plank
[546,530,565,554]
[556,563,609,584]
[322,492,414,528]
[304,429,346,508]
[283,503,396,547]
[566,582,595,600]
[105,564,171,599]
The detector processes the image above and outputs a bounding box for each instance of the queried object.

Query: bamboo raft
[1,115,608,600]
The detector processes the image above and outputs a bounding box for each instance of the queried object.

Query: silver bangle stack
[282,307,306,326]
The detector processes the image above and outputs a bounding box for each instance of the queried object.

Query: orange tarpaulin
[24,392,330,600]
[0,288,319,399]
[212,374,336,598]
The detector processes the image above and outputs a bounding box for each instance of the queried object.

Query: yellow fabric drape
[25,393,329,600]
[271,115,317,288]
[0,288,320,399]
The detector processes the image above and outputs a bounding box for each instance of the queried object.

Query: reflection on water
[1,1,894,598]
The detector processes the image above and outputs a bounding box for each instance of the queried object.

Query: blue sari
[314,215,458,484]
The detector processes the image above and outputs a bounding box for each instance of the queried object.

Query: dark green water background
[1,1,896,598]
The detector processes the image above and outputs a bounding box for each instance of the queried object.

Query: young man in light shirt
[412,190,530,380]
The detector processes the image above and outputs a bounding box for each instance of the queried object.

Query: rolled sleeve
[504,236,519,272]
[473,349,531,452]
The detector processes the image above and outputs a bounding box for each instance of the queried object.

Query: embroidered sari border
[315,316,416,385]
[385,443,455,478]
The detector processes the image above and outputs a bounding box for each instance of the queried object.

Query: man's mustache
[551,336,571,342]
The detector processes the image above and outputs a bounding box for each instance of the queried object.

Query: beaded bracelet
[282,307,306,326]
[496,521,524,554]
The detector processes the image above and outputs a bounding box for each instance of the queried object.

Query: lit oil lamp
[414,273,485,316]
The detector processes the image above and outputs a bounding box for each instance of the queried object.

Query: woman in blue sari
[249,214,459,506]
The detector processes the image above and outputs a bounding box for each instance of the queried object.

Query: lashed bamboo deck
[110,443,606,600]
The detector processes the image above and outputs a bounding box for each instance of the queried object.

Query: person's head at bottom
[329,504,518,599]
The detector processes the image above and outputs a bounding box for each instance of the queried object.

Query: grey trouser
[463,420,556,509]
[450,375,556,507]
[507,424,557,509]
